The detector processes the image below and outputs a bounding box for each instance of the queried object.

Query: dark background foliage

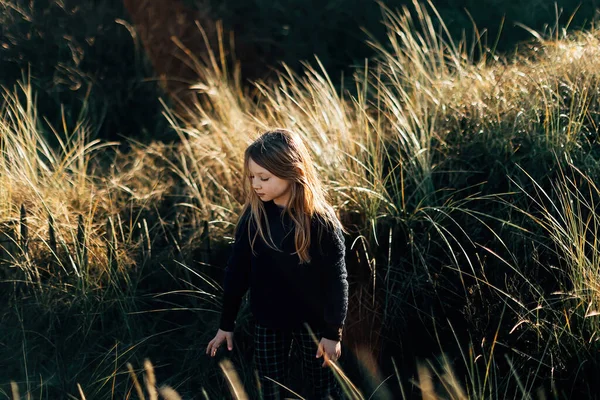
[0,0,166,144]
[200,0,599,81]
[1,0,598,142]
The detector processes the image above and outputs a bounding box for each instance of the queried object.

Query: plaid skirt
[254,323,342,400]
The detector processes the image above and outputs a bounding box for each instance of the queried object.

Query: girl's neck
[273,200,286,210]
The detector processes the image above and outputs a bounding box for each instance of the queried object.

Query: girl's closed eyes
[250,176,269,181]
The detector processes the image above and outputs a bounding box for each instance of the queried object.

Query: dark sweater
[219,200,349,341]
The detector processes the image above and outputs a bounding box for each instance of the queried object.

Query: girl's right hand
[206,329,234,357]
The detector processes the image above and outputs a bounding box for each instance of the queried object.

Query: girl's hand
[316,337,341,367]
[206,329,234,357]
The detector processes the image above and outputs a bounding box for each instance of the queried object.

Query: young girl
[206,129,349,399]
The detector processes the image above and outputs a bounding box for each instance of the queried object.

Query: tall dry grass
[0,79,180,289]
[0,80,123,284]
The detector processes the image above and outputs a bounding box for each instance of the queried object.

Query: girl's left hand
[316,337,341,367]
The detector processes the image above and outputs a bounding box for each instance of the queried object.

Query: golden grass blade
[302,323,364,399]
[416,363,437,400]
[10,381,20,400]
[328,360,365,400]
[127,362,146,400]
[264,377,305,400]
[441,365,467,400]
[144,359,158,400]
[218,359,249,400]
[77,383,86,400]
[158,386,183,400]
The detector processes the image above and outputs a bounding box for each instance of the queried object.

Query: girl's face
[248,157,292,207]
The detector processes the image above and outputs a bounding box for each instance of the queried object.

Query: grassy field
[3,1,600,398]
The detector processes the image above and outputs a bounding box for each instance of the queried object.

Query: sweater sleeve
[219,209,253,332]
[320,222,349,342]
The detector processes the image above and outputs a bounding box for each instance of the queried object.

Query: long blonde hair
[236,129,345,264]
